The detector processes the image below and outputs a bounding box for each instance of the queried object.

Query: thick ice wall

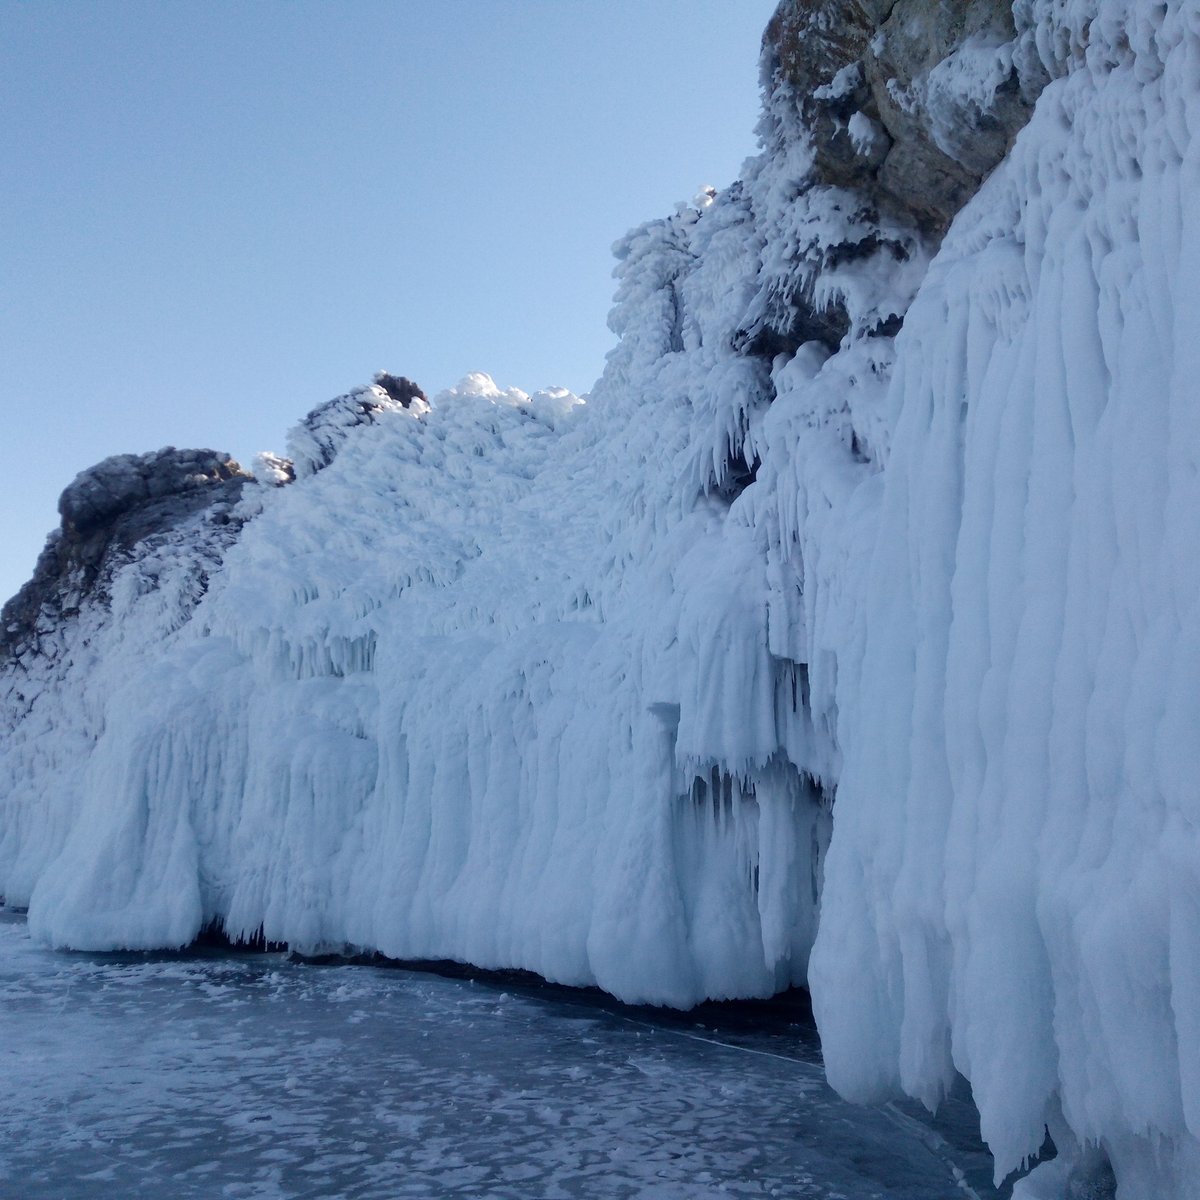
[17,366,831,1005]
[4,0,948,978]
[810,3,1200,1193]
[4,0,1007,1013]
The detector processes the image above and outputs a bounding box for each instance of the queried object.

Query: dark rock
[764,0,880,193]
[58,447,248,535]
[737,0,1045,361]
[763,0,1043,238]
[1,448,254,665]
[3,372,430,670]
[373,372,427,409]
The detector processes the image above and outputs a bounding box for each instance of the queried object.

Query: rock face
[1,449,252,665]
[372,372,426,409]
[57,448,249,536]
[734,1,1046,364]
[763,0,1044,237]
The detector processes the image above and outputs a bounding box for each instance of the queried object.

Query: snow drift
[3,2,1199,1195]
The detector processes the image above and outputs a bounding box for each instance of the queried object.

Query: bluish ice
[0,912,1010,1199]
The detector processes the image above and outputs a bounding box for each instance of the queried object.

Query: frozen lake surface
[0,911,1011,1199]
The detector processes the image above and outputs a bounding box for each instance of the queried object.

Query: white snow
[3,2,1200,1196]
[846,110,885,158]
[813,62,862,103]
[923,31,1017,159]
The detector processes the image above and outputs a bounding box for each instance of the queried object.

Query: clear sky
[1,1,773,605]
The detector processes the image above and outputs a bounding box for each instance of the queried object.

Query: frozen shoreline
[0,910,1007,1199]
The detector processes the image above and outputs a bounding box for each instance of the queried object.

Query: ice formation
[3,2,1199,1196]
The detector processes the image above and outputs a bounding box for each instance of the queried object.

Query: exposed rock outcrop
[1,448,252,665]
[2,372,431,671]
[739,0,1046,359]
[763,0,1044,237]
[372,372,427,409]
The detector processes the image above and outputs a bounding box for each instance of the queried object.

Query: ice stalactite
[811,3,1200,1194]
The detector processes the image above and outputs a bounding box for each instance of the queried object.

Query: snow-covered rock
[1,446,252,670]
[762,0,1043,237]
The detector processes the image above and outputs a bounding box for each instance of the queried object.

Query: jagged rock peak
[287,374,430,477]
[372,372,426,408]
[58,447,251,534]
[762,0,1045,236]
[2,448,253,664]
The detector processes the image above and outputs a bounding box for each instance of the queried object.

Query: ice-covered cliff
[3,2,1199,1196]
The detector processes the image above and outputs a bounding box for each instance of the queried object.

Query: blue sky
[1,1,771,604]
